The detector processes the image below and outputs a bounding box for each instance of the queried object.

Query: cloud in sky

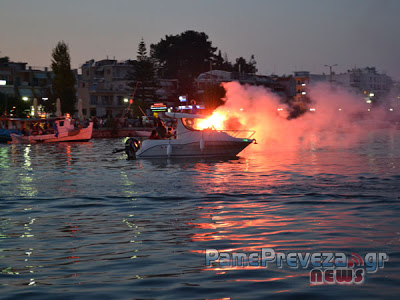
[1,0,399,79]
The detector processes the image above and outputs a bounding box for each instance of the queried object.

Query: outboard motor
[125,138,141,160]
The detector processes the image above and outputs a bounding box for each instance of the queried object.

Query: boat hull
[136,140,253,158]
[11,125,93,144]
[0,129,20,143]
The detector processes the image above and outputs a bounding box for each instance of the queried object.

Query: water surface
[0,131,399,299]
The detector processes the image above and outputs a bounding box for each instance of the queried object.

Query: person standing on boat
[52,121,59,137]
[191,100,198,114]
[156,118,167,138]
[149,129,161,139]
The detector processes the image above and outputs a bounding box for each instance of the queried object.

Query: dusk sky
[1,0,399,79]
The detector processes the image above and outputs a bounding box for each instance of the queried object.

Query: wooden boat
[10,117,93,144]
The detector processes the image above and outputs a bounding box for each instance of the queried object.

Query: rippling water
[1,130,400,299]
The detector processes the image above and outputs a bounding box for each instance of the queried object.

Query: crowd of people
[90,99,199,139]
[148,118,175,139]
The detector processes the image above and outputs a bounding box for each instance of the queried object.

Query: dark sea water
[0,130,400,300]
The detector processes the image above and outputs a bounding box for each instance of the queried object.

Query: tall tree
[233,55,257,74]
[127,38,157,116]
[151,30,217,97]
[213,51,233,72]
[51,41,76,115]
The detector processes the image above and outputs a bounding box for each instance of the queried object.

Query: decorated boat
[10,117,93,144]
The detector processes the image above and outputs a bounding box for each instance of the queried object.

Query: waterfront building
[333,67,392,104]
[78,59,179,118]
[0,60,53,116]
[78,59,134,118]
[195,70,296,103]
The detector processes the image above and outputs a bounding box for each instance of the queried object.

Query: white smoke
[213,81,394,150]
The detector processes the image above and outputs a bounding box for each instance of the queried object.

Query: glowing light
[42,97,48,101]
[302,91,307,95]
[338,108,342,111]
[366,100,372,104]
[301,83,306,86]
[309,108,316,111]
[277,108,283,111]
[0,80,6,85]
[368,109,371,111]
[151,103,167,111]
[196,111,226,130]
[389,108,394,111]
[22,96,29,101]
[369,93,374,97]
[124,98,129,103]
[240,108,244,111]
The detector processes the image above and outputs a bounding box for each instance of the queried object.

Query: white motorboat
[11,117,93,144]
[124,112,255,159]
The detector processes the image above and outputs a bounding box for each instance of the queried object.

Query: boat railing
[218,130,256,139]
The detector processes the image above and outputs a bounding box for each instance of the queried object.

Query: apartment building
[78,59,134,118]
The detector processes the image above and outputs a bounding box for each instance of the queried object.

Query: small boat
[10,117,93,144]
[124,112,256,159]
[0,117,23,143]
[0,128,20,143]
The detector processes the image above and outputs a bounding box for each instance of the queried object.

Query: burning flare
[196,111,227,130]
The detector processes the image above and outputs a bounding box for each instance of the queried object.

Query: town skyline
[1,0,399,80]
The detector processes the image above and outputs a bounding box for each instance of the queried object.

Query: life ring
[125,138,141,159]
[186,118,194,127]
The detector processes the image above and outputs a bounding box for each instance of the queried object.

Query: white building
[78,59,134,117]
[333,67,392,102]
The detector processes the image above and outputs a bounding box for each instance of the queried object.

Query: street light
[325,64,338,84]
[22,96,29,101]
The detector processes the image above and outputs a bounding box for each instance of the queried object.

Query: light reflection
[23,145,32,169]
[66,145,72,166]
[0,147,10,169]
[186,146,394,282]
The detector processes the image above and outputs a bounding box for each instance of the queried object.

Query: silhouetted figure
[149,129,160,139]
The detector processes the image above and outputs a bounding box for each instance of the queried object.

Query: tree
[0,56,10,64]
[199,84,225,113]
[233,55,257,74]
[51,41,76,115]
[151,30,217,97]
[127,38,157,116]
[213,50,234,72]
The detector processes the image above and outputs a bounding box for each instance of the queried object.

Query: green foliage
[197,84,226,113]
[234,55,257,74]
[51,41,76,115]
[213,51,234,72]
[0,56,10,64]
[127,39,157,114]
[151,30,217,97]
